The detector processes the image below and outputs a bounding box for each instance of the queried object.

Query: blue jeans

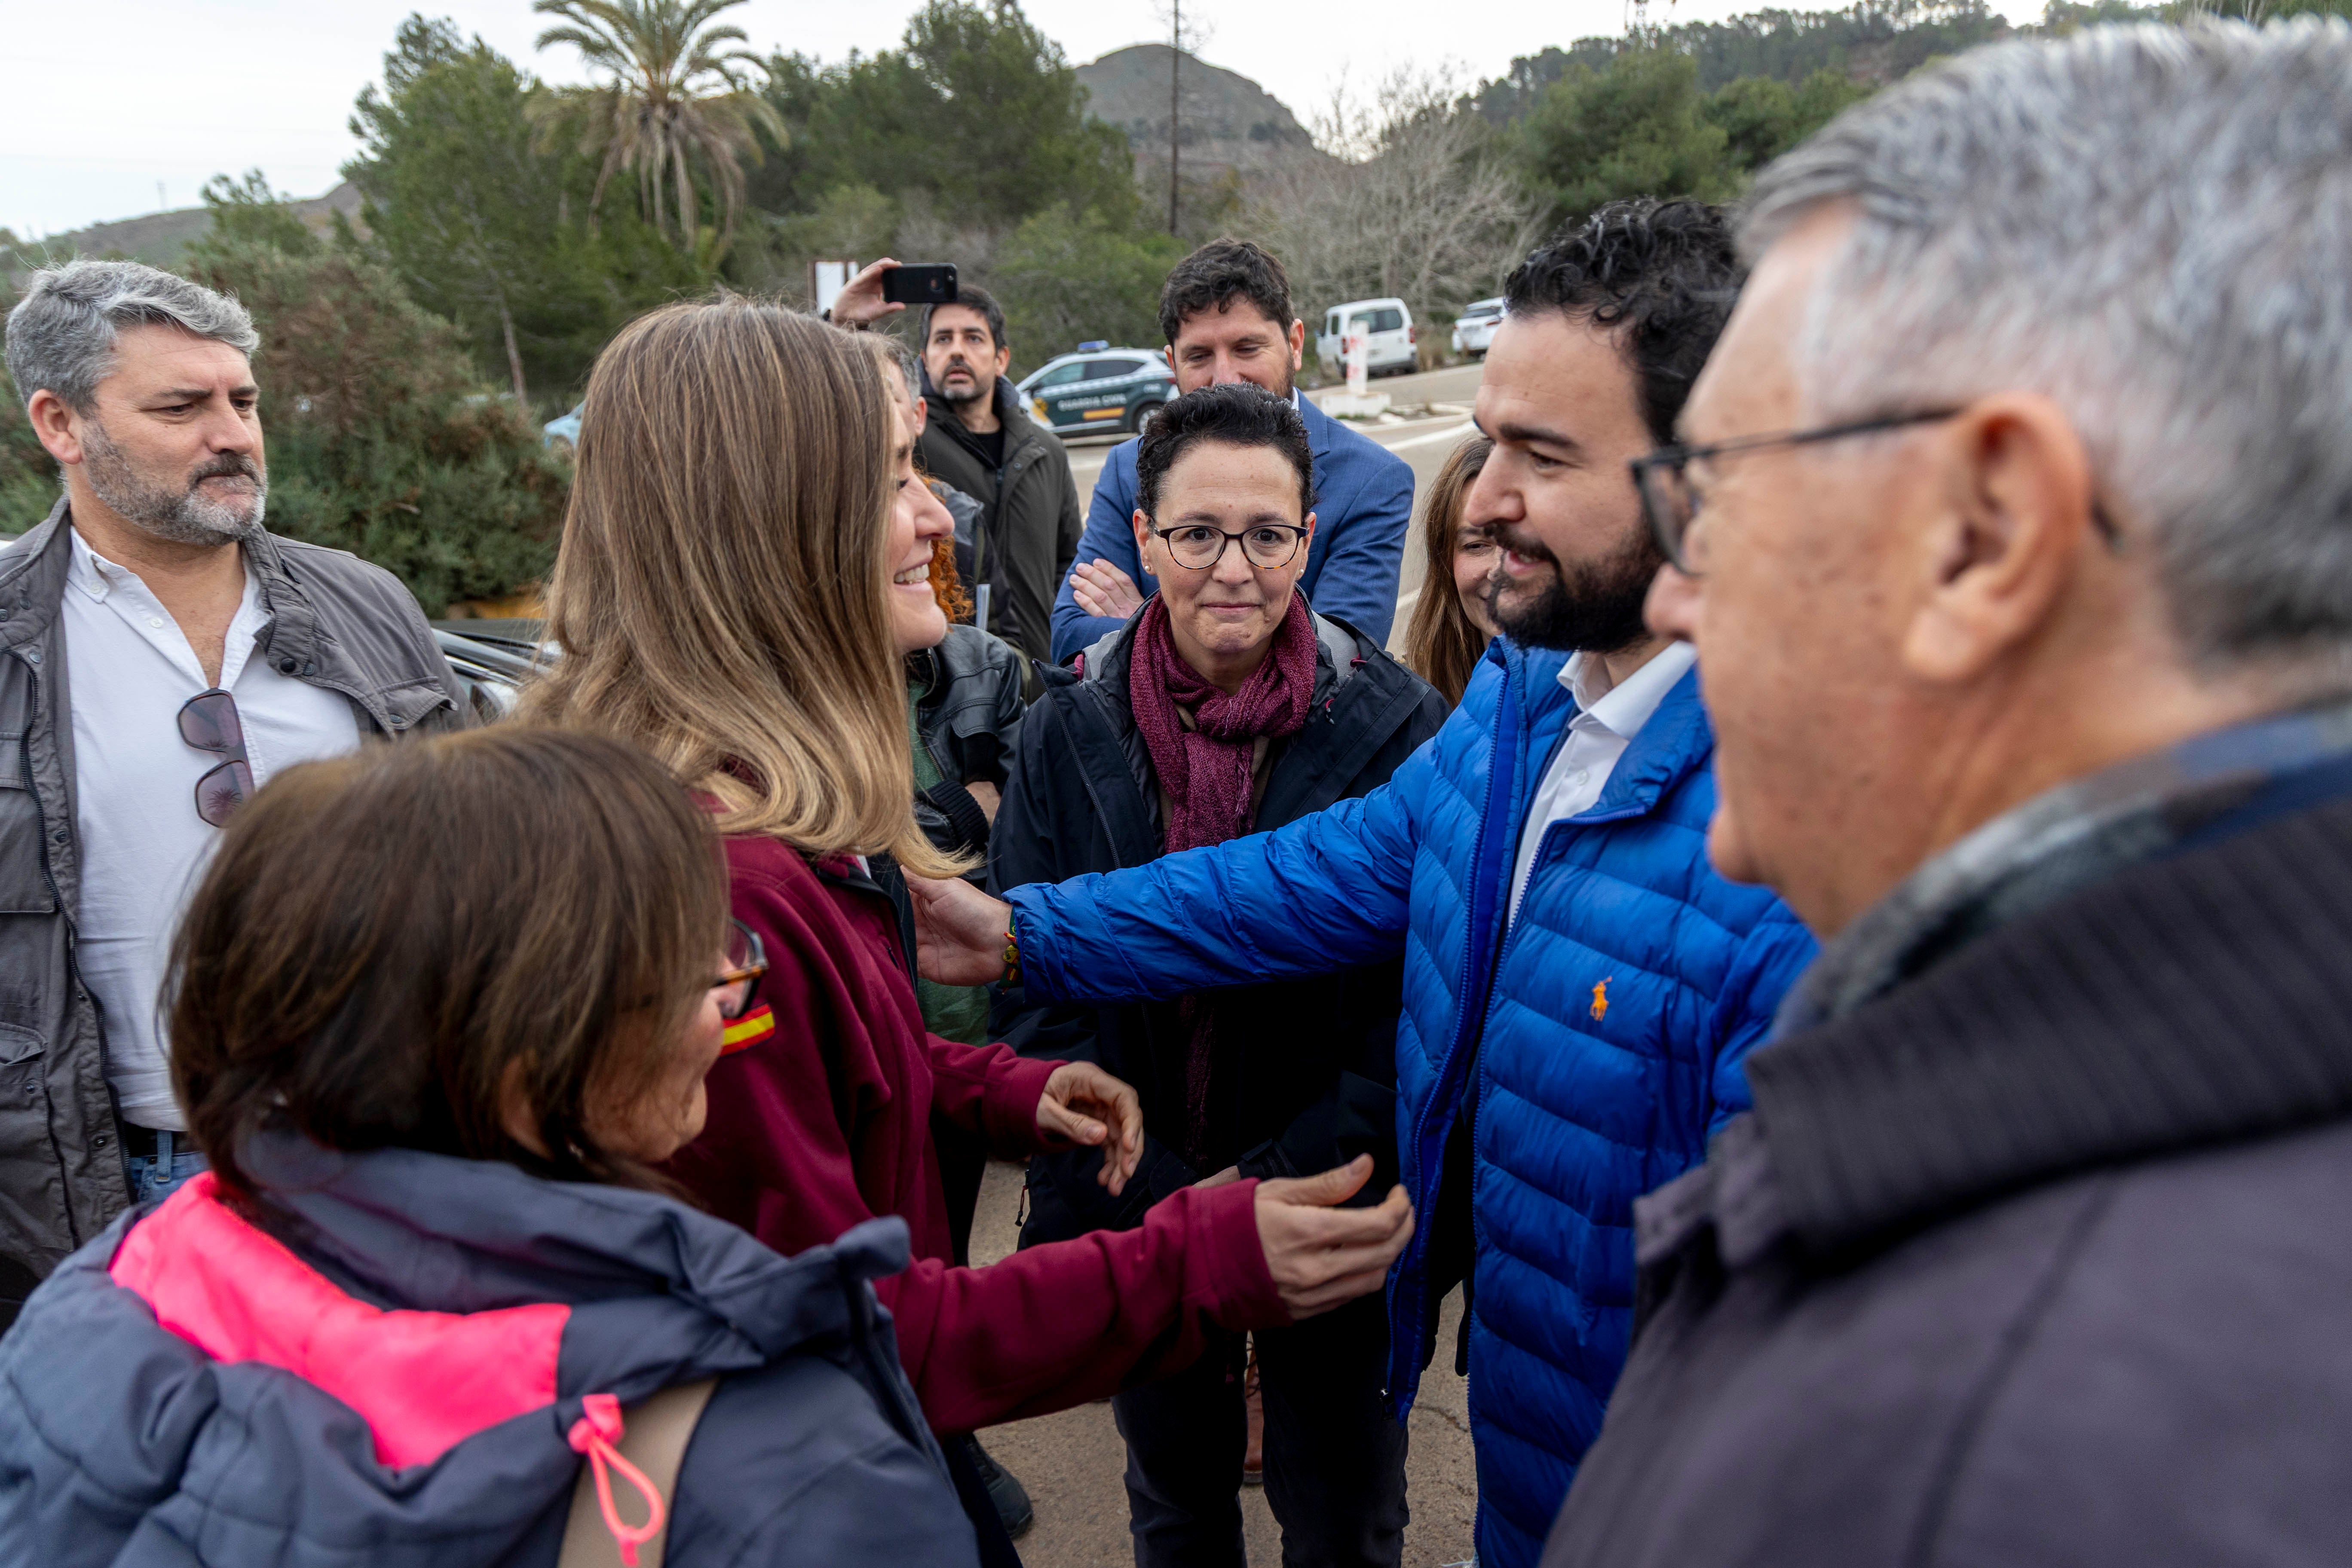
[126,1130,207,1204]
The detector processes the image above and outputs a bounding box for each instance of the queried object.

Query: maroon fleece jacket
[664,832,1286,1434]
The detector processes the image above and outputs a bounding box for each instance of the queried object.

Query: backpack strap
[558,1378,719,1568]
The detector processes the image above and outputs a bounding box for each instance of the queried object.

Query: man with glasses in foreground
[911,202,1816,1568]
[0,261,464,1329]
[1546,21,2352,1565]
[989,384,1445,1568]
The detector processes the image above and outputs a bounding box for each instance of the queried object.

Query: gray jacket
[0,498,465,1323]
[909,622,1028,868]
[1544,704,2352,1568]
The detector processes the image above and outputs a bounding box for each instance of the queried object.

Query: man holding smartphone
[830,260,1081,678]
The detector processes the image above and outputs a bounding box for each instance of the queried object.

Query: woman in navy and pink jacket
[0,729,979,1567]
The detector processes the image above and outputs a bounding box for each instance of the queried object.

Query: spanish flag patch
[720,1004,775,1056]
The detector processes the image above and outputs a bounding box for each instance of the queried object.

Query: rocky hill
[9,182,362,276]
[1077,45,1334,181]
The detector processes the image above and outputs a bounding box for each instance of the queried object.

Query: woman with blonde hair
[1401,434,1503,707]
[522,299,1414,1563]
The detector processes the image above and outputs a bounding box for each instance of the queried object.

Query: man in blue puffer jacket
[910,200,1818,1568]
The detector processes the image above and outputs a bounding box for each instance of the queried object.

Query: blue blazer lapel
[1297,393,1338,463]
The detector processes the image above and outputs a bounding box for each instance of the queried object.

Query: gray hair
[1744,19,2352,668]
[4,259,259,413]
[845,326,925,410]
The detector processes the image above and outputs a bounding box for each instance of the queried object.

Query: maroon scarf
[1127,591,1318,1162]
[1127,592,1318,853]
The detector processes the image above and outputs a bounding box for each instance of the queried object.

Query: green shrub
[993,203,1187,363]
[1518,50,1742,228]
[0,385,56,537]
[181,220,567,613]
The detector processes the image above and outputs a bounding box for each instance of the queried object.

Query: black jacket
[989,610,1447,1244]
[1545,717,2352,1568]
[917,376,1081,672]
[910,623,1028,874]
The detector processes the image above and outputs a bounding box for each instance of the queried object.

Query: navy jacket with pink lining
[0,1132,977,1567]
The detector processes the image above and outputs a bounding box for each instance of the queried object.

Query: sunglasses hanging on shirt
[178,688,252,827]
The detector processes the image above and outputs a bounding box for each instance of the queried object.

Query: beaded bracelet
[1001,926,1021,988]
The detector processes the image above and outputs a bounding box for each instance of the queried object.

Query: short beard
[81,419,266,545]
[1486,521,1663,654]
[931,358,992,410]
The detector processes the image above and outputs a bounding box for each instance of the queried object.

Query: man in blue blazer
[1051,241,1413,665]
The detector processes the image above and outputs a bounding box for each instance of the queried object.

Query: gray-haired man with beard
[0,260,464,1329]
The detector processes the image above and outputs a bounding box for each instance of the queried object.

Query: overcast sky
[4,0,2025,239]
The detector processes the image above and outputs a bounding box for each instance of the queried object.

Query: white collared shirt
[60,526,359,1128]
[1508,640,1699,922]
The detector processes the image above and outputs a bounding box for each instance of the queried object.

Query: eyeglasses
[712,919,767,1021]
[1631,409,1962,576]
[1150,523,1308,572]
[179,689,252,827]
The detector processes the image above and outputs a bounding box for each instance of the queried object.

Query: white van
[1316,297,1417,378]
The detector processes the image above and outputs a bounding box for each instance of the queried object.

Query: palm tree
[533,0,785,256]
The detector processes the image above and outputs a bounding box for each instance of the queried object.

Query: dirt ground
[968,1158,1477,1568]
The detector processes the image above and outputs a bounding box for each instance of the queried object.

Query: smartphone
[882,263,959,306]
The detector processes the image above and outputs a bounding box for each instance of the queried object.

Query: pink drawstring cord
[567,1393,665,1566]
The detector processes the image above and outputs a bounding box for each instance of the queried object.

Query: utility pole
[1168,0,1182,235]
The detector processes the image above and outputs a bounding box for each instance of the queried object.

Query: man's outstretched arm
[912,756,1429,1004]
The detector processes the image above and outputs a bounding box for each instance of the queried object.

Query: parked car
[1017,347,1176,436]
[542,405,582,458]
[430,621,546,720]
[1315,298,1417,379]
[1451,297,1505,359]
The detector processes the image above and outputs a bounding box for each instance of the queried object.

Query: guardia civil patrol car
[1017,342,1177,436]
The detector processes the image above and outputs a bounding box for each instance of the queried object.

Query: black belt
[118,1123,177,1159]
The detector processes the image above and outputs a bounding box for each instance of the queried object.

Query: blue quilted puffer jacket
[1007,641,1817,1568]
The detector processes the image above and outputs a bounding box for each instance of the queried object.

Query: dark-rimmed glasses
[1631,409,1963,576]
[1150,523,1309,572]
[713,919,767,1021]
[179,689,252,827]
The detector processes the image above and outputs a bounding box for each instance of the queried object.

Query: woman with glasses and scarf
[989,384,1447,1568]
[520,303,1418,1566]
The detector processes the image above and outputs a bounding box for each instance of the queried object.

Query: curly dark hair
[1504,199,1744,443]
[1158,239,1293,346]
[1135,383,1316,521]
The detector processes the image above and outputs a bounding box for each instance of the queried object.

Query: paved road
[970,1158,1476,1568]
[1059,361,1489,658]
